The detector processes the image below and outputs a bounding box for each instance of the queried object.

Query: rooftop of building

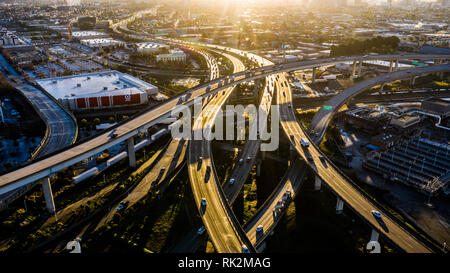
[80,38,122,44]
[136,42,169,49]
[36,70,157,100]
[71,30,107,37]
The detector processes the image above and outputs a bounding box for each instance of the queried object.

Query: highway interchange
[0,32,449,252]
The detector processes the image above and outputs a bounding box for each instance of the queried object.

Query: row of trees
[330,36,401,57]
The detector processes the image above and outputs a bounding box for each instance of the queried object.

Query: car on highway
[372,210,382,219]
[283,190,291,201]
[239,158,244,165]
[205,166,211,182]
[201,198,207,207]
[246,156,251,162]
[116,201,129,211]
[111,133,118,138]
[229,178,235,185]
[197,226,206,235]
[256,225,264,233]
[300,138,310,148]
[242,245,250,253]
[276,200,283,210]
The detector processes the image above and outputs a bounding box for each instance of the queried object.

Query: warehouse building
[0,27,33,51]
[156,49,187,62]
[134,42,169,53]
[71,30,109,40]
[36,71,158,111]
[80,38,123,49]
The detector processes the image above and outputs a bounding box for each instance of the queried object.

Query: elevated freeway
[0,54,448,253]
[276,66,449,253]
[309,64,450,143]
[95,46,221,227]
[0,52,77,205]
[188,52,255,253]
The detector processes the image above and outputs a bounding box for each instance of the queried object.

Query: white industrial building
[36,71,158,111]
[80,38,123,49]
[135,42,169,53]
[71,30,109,40]
[156,48,187,62]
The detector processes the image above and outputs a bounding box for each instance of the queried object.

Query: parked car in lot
[201,198,207,207]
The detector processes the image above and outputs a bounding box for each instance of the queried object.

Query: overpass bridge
[0,54,448,252]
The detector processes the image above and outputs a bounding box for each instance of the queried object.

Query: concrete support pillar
[370,229,379,242]
[358,61,362,76]
[389,60,393,73]
[336,197,344,214]
[41,177,55,213]
[312,67,316,84]
[352,61,357,76]
[380,83,385,92]
[314,175,322,191]
[261,150,266,160]
[127,137,136,168]
[395,59,399,71]
[410,76,416,86]
[256,161,261,177]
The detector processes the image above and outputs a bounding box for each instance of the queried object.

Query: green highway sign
[323,106,333,110]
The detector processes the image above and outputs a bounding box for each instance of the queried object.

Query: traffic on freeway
[3,54,447,195]
[188,52,255,253]
[277,66,434,253]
